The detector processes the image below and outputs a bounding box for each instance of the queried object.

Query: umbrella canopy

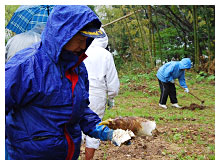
[6,5,54,34]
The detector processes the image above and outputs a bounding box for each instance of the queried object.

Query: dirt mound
[181,103,206,110]
[127,84,159,96]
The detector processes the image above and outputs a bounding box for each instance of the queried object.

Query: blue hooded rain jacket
[156,58,191,88]
[5,5,112,160]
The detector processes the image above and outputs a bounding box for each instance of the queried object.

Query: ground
[80,71,215,160]
[80,113,215,160]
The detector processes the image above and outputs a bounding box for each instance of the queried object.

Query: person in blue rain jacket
[5,5,132,160]
[156,58,191,109]
[5,23,45,160]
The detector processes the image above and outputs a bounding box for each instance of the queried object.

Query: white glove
[170,80,175,83]
[184,88,189,93]
[107,99,115,110]
[112,129,135,146]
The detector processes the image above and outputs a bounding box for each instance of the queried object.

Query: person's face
[63,33,88,53]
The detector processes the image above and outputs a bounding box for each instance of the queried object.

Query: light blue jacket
[156,58,191,88]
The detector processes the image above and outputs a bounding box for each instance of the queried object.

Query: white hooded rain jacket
[83,29,120,149]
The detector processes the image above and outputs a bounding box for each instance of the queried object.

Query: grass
[103,70,215,160]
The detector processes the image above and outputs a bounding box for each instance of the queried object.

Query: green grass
[103,70,215,160]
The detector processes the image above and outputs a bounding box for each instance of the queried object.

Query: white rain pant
[82,30,120,149]
[82,95,107,149]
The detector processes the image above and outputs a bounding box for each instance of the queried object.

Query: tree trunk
[132,6,147,69]
[148,5,154,68]
[121,6,138,64]
[205,6,213,72]
[155,7,163,65]
[193,5,199,71]
[152,30,156,66]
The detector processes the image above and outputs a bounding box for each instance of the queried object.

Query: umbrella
[6,5,54,34]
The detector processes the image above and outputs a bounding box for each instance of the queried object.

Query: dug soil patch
[181,103,206,110]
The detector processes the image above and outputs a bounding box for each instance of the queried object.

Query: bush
[207,75,215,81]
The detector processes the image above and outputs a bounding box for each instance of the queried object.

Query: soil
[80,123,215,160]
[79,82,214,160]
[181,103,206,110]
[127,84,160,96]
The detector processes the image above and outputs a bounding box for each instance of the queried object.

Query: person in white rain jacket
[83,28,120,159]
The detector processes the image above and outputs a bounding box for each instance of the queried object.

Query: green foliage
[5,5,20,26]
[5,5,215,74]
[196,74,205,82]
[120,71,156,85]
[120,75,133,83]
[155,27,191,60]
[207,75,215,81]
[207,154,215,160]
[5,5,20,43]
[195,71,215,82]
[199,71,208,77]
[96,5,215,72]
[207,144,215,152]
[196,71,207,82]
[173,133,182,141]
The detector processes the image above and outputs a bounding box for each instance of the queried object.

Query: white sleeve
[106,53,120,100]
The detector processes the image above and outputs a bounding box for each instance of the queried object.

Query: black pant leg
[158,79,169,104]
[168,83,178,104]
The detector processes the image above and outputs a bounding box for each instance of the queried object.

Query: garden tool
[175,83,205,105]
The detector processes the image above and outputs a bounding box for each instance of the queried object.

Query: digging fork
[175,83,205,105]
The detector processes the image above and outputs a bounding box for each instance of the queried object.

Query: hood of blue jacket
[179,58,191,69]
[40,5,101,64]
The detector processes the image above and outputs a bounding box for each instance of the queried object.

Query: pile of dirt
[181,103,206,110]
[127,84,159,96]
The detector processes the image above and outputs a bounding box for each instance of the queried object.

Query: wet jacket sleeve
[178,70,187,88]
[106,53,120,100]
[5,62,36,115]
[79,107,113,141]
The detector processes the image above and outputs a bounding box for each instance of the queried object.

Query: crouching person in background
[156,58,191,109]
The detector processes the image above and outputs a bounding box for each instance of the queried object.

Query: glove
[111,129,135,146]
[89,123,135,146]
[170,80,175,83]
[184,88,189,93]
[89,123,114,141]
[107,99,115,110]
